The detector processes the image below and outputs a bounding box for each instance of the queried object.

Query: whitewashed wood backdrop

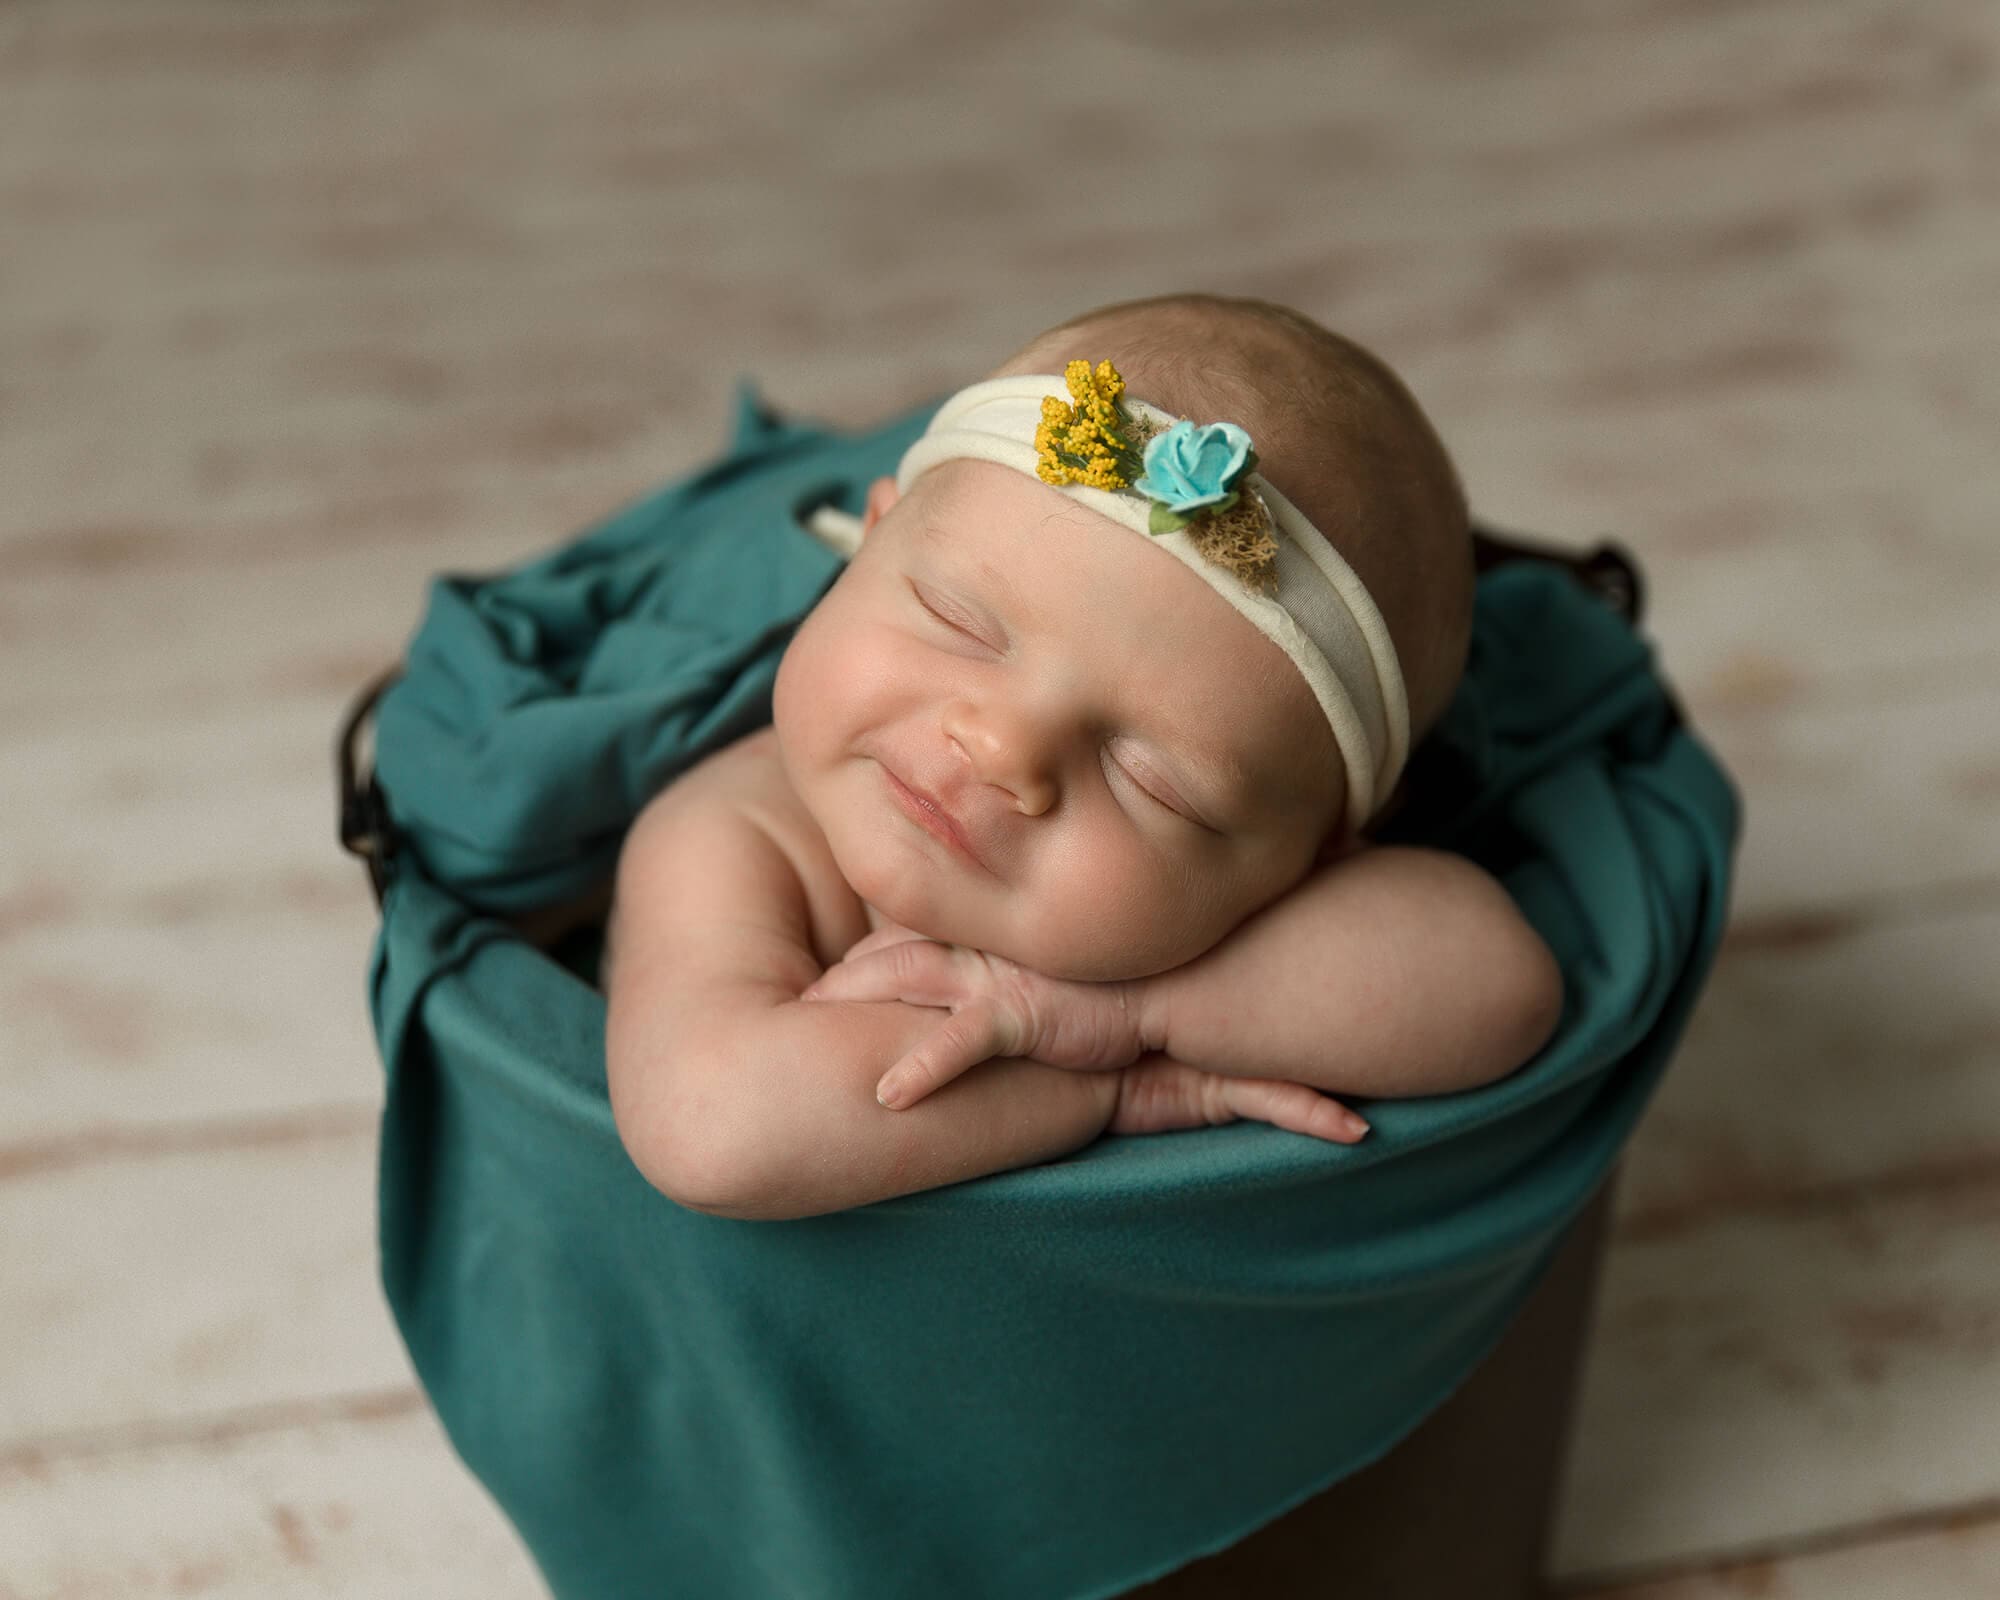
[2,2,1996,1595]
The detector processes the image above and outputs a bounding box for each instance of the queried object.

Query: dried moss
[1126,415,1280,595]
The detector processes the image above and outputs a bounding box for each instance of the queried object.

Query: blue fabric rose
[1134,420,1253,512]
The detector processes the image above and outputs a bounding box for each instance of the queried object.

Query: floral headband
[1033,358,1281,591]
[804,358,1410,845]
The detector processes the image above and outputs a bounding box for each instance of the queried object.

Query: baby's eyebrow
[921,518,1034,632]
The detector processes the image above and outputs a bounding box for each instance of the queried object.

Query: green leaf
[1148,503,1194,535]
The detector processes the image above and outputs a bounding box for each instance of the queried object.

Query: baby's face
[772,460,1345,982]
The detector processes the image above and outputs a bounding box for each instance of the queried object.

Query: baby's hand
[1109,1057,1370,1145]
[800,923,1147,1109]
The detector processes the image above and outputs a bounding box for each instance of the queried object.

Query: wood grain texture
[0,1403,543,1599]
[3,0,1996,1593]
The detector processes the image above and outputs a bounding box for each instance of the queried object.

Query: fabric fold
[365,381,1742,1600]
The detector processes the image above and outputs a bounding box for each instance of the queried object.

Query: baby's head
[773,292,1473,981]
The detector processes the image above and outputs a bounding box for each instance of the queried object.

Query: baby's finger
[876,998,1013,1109]
[803,941,957,1006]
[838,923,932,962]
[1225,1078,1370,1144]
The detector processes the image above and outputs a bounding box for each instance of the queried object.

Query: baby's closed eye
[903,558,1246,838]
[912,582,999,650]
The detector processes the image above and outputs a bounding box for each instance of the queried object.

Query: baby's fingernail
[876,1075,906,1109]
[1344,1112,1370,1139]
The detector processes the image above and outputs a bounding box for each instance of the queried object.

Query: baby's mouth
[883,764,988,871]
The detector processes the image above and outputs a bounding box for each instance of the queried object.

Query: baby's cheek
[777,609,887,744]
[1018,852,1224,982]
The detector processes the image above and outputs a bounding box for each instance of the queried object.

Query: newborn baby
[600,292,1563,1221]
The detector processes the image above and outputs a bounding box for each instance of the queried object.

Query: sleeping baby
[598,291,1564,1221]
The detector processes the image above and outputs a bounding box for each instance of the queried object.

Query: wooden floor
[3,2,1996,1594]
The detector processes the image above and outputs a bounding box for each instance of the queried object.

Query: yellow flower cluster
[1034,358,1144,490]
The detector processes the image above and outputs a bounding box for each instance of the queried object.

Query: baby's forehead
[913,458,1048,535]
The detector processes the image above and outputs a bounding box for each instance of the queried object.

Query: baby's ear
[861,476,901,536]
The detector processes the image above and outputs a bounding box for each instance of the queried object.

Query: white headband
[803,371,1409,845]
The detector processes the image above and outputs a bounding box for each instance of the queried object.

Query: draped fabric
[365,382,1741,1600]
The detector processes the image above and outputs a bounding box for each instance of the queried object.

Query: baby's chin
[840,829,1211,980]
[986,935,1164,985]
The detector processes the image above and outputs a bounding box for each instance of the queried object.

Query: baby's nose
[945,704,1062,817]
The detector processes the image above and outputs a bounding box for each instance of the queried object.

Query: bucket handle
[335,666,403,909]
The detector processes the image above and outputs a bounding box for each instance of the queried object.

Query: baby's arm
[603,780,1121,1221]
[643,991,1123,1222]
[1131,846,1563,1099]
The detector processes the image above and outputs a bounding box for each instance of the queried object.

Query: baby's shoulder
[657,726,871,971]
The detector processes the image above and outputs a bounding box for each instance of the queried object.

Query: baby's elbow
[621,1108,770,1218]
[616,1115,706,1213]
[610,1082,700,1212]
[606,1037,749,1217]
[1499,932,1565,1081]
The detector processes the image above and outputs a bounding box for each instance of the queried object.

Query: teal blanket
[366,383,1741,1599]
